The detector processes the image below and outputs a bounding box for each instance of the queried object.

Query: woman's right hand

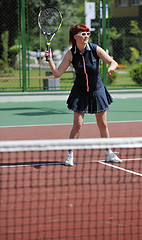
[45,48,52,61]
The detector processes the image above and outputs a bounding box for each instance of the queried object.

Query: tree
[0,0,18,66]
[129,20,142,63]
[0,0,84,68]
[30,0,85,51]
[130,20,141,35]
[109,26,121,56]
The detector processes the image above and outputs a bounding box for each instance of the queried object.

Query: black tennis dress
[67,43,113,114]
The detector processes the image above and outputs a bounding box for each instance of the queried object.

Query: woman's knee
[95,111,108,130]
[73,121,83,132]
[97,120,108,130]
[73,112,84,132]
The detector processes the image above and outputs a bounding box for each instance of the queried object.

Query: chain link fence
[0,0,142,92]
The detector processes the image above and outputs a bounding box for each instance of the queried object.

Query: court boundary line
[1,158,142,176]
[98,160,142,177]
[0,120,142,128]
[0,89,142,96]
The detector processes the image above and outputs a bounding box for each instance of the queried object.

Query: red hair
[69,25,90,47]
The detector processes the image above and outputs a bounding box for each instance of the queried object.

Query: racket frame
[38,6,62,61]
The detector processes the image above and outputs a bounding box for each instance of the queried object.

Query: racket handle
[46,45,50,62]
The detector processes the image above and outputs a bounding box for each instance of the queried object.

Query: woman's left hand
[107,68,115,77]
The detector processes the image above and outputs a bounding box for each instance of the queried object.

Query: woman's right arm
[45,49,72,78]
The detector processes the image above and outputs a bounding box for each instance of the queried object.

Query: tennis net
[0,137,142,240]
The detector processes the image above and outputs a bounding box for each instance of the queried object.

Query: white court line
[98,161,142,177]
[1,158,142,172]
[0,120,142,128]
[0,162,64,168]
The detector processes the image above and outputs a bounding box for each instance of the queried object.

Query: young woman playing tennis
[45,24,122,166]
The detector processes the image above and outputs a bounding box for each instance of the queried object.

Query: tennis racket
[38,6,62,61]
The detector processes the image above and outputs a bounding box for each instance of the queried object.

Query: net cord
[0,137,142,152]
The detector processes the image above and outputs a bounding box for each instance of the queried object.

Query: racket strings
[40,8,61,35]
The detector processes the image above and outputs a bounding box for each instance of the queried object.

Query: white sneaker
[105,150,122,163]
[65,152,74,166]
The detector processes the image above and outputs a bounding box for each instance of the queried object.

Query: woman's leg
[95,111,122,163]
[65,111,84,166]
[69,111,84,139]
[95,111,110,138]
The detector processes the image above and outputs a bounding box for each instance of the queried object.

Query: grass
[0,69,74,91]
[0,65,141,92]
[108,65,142,89]
[114,66,134,86]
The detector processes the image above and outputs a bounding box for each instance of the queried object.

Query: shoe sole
[105,160,122,163]
[65,163,74,166]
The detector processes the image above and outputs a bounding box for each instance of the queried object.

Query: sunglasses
[76,32,91,37]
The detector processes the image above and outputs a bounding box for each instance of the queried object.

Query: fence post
[102,0,107,87]
[21,0,27,91]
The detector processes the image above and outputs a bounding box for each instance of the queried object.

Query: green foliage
[0,0,84,61]
[130,63,142,85]
[1,31,9,58]
[129,21,141,65]
[108,71,118,84]
[129,47,139,64]
[0,31,9,69]
[130,20,141,35]
[28,0,84,51]
[111,19,142,63]
[119,57,129,66]
[109,27,121,56]
[3,67,14,74]
[9,45,19,55]
[51,27,69,51]
[100,66,118,85]
[110,27,121,40]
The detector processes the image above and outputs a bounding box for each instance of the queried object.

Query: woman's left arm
[96,46,118,77]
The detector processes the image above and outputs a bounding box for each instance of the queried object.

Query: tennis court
[0,91,142,140]
[0,138,142,240]
[0,92,142,239]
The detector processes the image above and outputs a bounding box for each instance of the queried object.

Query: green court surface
[0,98,141,127]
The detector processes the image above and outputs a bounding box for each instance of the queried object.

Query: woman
[45,24,122,166]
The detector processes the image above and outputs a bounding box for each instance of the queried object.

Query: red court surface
[0,121,142,240]
[0,121,142,141]
[0,147,142,240]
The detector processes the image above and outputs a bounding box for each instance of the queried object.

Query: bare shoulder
[96,45,111,59]
[96,45,106,55]
[96,45,118,66]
